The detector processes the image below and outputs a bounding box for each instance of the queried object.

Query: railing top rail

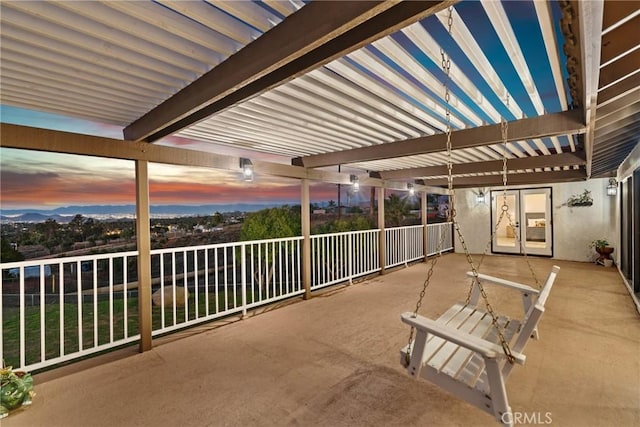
[311,228,381,239]
[150,235,304,255]
[426,221,453,227]
[385,224,424,231]
[0,250,139,269]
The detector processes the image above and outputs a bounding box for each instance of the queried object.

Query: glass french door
[491,188,552,256]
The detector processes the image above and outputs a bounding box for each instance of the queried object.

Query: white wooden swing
[399,8,559,426]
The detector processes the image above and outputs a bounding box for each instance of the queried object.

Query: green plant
[590,239,610,249]
[1,362,34,418]
[567,189,593,206]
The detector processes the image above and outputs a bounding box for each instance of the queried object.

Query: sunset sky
[0,106,344,211]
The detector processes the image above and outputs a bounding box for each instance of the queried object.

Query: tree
[240,206,301,289]
[240,206,301,241]
[0,238,24,263]
[385,193,410,227]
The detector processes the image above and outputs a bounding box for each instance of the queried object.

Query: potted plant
[567,189,593,207]
[0,362,34,419]
[590,239,614,266]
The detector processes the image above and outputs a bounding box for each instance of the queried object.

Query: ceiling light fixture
[240,158,253,182]
[350,175,359,192]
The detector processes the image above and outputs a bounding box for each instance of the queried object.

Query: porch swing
[399,7,560,426]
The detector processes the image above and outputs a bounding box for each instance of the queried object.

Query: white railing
[0,251,141,372]
[1,238,303,372]
[1,224,453,372]
[426,222,454,256]
[385,225,425,268]
[310,229,380,290]
[150,237,304,337]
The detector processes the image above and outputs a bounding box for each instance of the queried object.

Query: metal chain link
[406,6,454,362]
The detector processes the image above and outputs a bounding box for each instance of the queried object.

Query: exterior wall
[452,178,617,262]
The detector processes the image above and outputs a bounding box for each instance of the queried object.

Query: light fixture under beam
[350,175,360,192]
[408,183,415,196]
[240,158,254,182]
[477,190,486,204]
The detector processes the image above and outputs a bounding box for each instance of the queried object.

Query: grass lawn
[1,288,279,370]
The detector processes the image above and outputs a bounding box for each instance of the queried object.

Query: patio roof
[1,1,638,186]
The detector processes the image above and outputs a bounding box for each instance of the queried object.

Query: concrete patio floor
[5,254,640,427]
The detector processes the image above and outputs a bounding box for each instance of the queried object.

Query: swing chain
[406,6,454,360]
[461,116,515,363]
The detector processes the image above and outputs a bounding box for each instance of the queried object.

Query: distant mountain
[0,212,72,223]
[0,203,294,222]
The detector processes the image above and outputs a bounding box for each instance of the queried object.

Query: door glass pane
[496,193,517,248]
[522,193,547,249]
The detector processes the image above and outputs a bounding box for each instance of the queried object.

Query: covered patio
[5,254,639,427]
[1,1,640,425]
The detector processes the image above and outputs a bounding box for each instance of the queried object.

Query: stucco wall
[449,178,617,262]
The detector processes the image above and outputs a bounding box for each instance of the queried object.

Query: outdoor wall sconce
[240,158,253,182]
[476,190,486,204]
[350,175,359,192]
[607,178,617,196]
[407,183,415,196]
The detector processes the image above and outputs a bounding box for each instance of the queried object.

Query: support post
[135,160,152,352]
[301,179,312,299]
[422,190,428,262]
[377,187,386,274]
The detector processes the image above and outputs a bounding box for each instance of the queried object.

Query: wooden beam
[374,152,586,179]
[420,169,586,188]
[0,123,440,192]
[293,110,586,168]
[124,1,454,142]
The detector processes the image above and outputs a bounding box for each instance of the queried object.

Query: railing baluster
[40,264,45,363]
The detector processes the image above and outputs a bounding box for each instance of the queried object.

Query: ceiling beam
[372,152,586,179]
[0,123,441,193]
[123,0,454,143]
[418,169,587,188]
[293,110,585,168]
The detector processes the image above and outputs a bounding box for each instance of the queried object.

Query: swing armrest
[466,272,539,295]
[401,312,526,365]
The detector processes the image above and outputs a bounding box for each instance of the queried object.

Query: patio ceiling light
[350,175,359,192]
[407,183,415,196]
[240,158,253,182]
